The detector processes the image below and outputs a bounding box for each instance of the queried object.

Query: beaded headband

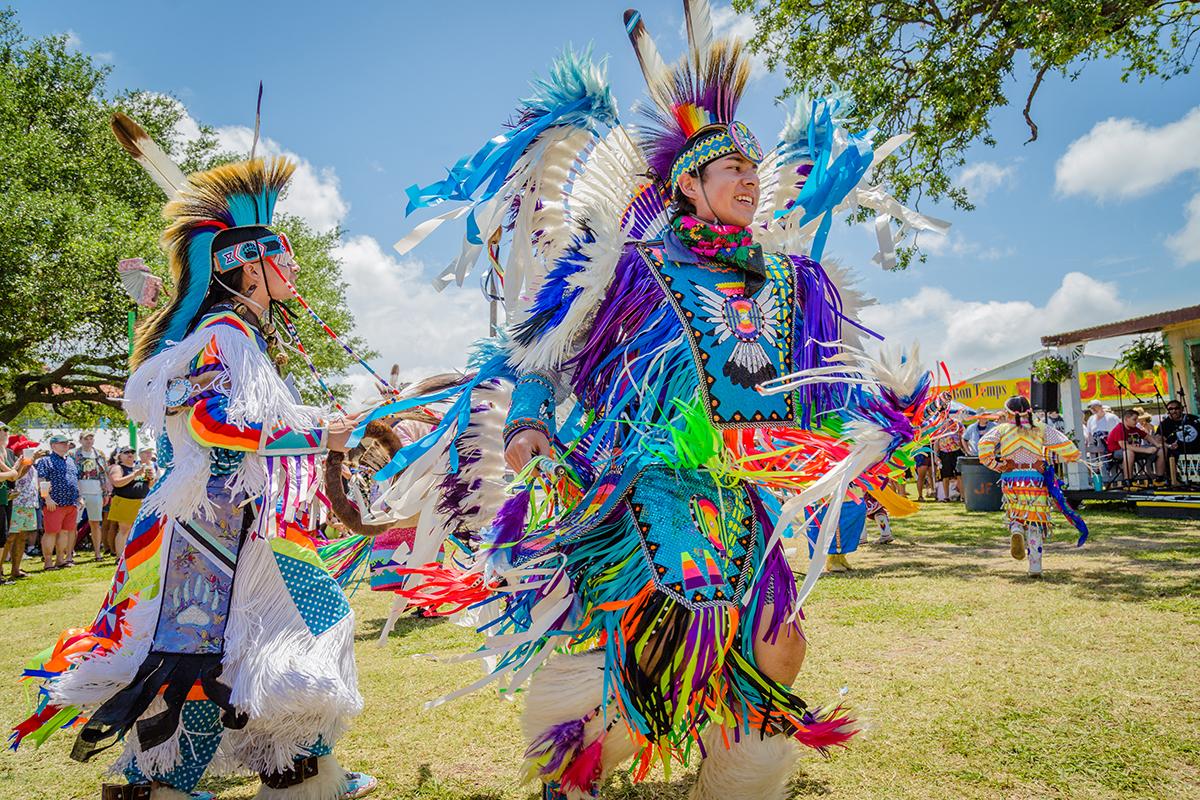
[668,121,764,189]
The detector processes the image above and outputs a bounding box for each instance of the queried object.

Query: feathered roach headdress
[129,155,295,366]
[625,3,761,190]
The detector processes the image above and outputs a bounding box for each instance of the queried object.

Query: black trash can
[960,456,1002,512]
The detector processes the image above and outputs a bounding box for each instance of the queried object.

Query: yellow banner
[954,368,1170,411]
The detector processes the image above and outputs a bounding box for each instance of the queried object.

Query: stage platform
[1066,487,1200,519]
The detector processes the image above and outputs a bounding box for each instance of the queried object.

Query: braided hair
[1005,395,1035,428]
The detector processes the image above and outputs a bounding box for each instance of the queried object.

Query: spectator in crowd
[961,415,999,457]
[4,435,39,580]
[107,446,154,556]
[137,445,160,479]
[1045,410,1067,433]
[35,434,80,570]
[912,445,935,501]
[1157,400,1200,458]
[72,431,107,560]
[0,422,15,584]
[1084,401,1120,444]
[1107,409,1165,481]
[935,413,966,501]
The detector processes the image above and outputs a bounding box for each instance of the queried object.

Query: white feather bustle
[148,785,193,800]
[126,322,322,524]
[522,651,638,799]
[508,211,631,375]
[254,755,348,800]
[687,730,799,800]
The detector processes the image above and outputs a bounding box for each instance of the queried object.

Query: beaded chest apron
[638,243,796,427]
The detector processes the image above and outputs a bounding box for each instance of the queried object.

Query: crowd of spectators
[0,425,158,584]
[1080,398,1200,484]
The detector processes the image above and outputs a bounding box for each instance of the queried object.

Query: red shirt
[1106,423,1148,453]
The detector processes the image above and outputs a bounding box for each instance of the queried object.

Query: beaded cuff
[504,372,557,447]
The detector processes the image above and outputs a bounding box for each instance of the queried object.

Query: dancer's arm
[182,328,330,455]
[977,426,1005,471]
[503,370,557,471]
[1043,425,1081,463]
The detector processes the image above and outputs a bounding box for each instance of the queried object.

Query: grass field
[2,502,1198,799]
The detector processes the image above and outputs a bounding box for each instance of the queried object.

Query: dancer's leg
[255,750,352,800]
[688,726,800,800]
[751,603,806,685]
[119,700,223,799]
[521,651,638,799]
[1026,524,1044,576]
[1009,520,1026,561]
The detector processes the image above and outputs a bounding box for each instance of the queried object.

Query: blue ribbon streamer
[404,97,592,222]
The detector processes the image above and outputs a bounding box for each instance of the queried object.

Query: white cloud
[60,29,112,62]
[860,272,1128,377]
[711,3,769,78]
[1055,107,1200,200]
[334,235,489,403]
[162,98,349,233]
[916,230,1011,261]
[957,161,1014,203]
[1166,192,1200,263]
[1055,106,1200,264]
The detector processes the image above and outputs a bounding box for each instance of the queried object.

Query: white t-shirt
[1085,411,1120,440]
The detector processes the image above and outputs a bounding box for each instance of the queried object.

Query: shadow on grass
[355,612,446,642]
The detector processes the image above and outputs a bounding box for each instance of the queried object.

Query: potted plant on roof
[1031,353,1073,384]
[1117,334,1173,375]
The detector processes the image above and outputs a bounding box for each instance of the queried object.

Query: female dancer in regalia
[979,396,1087,576]
[14,130,375,800]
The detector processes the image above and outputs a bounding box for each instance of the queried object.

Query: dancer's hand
[327,412,363,453]
[505,429,551,472]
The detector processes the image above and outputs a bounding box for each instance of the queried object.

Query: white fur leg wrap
[254,754,347,800]
[689,731,800,800]
[522,651,638,796]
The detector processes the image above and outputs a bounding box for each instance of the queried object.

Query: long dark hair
[1005,396,1035,428]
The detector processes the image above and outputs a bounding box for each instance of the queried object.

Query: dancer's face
[679,153,760,227]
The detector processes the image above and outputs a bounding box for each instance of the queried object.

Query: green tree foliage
[0,8,367,422]
[736,0,1199,216]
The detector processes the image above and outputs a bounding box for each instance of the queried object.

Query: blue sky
[15,0,1200,388]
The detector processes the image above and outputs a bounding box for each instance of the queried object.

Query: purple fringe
[747,488,801,646]
[491,489,530,550]
[567,247,665,407]
[791,254,845,426]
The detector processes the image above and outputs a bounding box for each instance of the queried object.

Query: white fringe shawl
[219,534,361,774]
[125,322,324,524]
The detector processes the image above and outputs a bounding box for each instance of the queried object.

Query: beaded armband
[257,424,328,456]
[504,372,557,447]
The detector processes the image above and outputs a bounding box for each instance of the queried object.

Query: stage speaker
[1030,379,1060,412]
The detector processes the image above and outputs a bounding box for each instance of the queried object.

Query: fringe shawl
[125,321,323,524]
